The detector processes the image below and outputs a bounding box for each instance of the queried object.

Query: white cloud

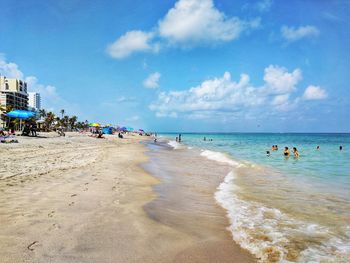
[107,0,260,59]
[143,72,161,89]
[158,0,258,44]
[0,55,72,113]
[0,55,24,79]
[106,30,156,59]
[303,85,327,100]
[263,65,302,94]
[271,94,289,106]
[150,65,324,119]
[281,25,320,42]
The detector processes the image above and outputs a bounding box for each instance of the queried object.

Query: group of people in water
[267,145,300,158]
[267,144,344,158]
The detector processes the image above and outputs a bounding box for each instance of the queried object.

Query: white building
[28,92,41,110]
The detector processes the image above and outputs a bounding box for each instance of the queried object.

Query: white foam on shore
[200,150,240,167]
[167,140,182,149]
[215,171,350,262]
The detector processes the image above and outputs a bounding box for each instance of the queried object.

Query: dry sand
[0,132,255,262]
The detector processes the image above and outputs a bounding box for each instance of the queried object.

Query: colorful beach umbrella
[89,123,101,127]
[6,110,35,119]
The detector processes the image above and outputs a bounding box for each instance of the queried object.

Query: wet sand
[0,133,255,262]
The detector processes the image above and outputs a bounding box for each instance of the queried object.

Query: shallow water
[159,133,350,262]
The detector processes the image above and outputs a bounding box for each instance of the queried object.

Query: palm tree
[69,115,78,130]
[44,112,56,131]
[39,109,47,119]
[60,109,65,119]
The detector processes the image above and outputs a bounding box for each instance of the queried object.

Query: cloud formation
[150,65,324,119]
[107,0,260,59]
[107,31,156,59]
[303,85,327,100]
[158,0,258,45]
[0,55,69,112]
[143,72,161,88]
[0,54,24,79]
[281,25,319,42]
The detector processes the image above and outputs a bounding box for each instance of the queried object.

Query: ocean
[158,133,350,262]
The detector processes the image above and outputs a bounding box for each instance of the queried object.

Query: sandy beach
[0,133,254,263]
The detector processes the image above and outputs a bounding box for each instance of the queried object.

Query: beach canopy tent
[89,123,101,127]
[6,110,36,130]
[102,127,113,134]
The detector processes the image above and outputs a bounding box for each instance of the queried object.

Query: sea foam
[167,140,182,149]
[200,150,240,167]
[214,170,350,262]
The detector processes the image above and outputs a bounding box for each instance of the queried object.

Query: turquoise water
[162,133,350,193]
[159,133,350,262]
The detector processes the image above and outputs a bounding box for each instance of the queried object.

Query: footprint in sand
[71,194,77,197]
[83,187,88,191]
[27,241,39,251]
[48,211,55,218]
[69,201,75,206]
[85,182,89,185]
[48,223,61,231]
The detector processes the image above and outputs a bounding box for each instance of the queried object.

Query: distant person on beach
[284,147,290,157]
[179,134,182,142]
[0,127,5,136]
[203,137,206,141]
[97,131,105,139]
[317,145,320,150]
[175,137,178,142]
[154,138,157,143]
[293,147,300,158]
[339,145,343,151]
[30,123,37,137]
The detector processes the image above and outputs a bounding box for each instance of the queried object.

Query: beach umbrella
[126,126,134,132]
[139,129,144,132]
[6,110,36,131]
[90,123,100,127]
[6,110,35,119]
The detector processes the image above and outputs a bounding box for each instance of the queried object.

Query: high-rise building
[0,76,29,127]
[28,92,41,110]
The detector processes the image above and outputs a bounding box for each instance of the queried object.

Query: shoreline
[0,132,255,262]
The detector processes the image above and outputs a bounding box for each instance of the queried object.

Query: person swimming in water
[284,147,290,157]
[266,150,271,156]
[340,145,343,151]
[293,147,300,158]
[316,145,320,150]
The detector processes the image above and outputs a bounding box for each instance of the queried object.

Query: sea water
[159,133,350,262]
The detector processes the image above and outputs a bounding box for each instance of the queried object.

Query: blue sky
[0,0,349,132]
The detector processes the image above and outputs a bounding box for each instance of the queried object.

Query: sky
[0,0,349,132]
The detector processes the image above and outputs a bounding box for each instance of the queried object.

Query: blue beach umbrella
[6,110,36,130]
[6,110,35,119]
